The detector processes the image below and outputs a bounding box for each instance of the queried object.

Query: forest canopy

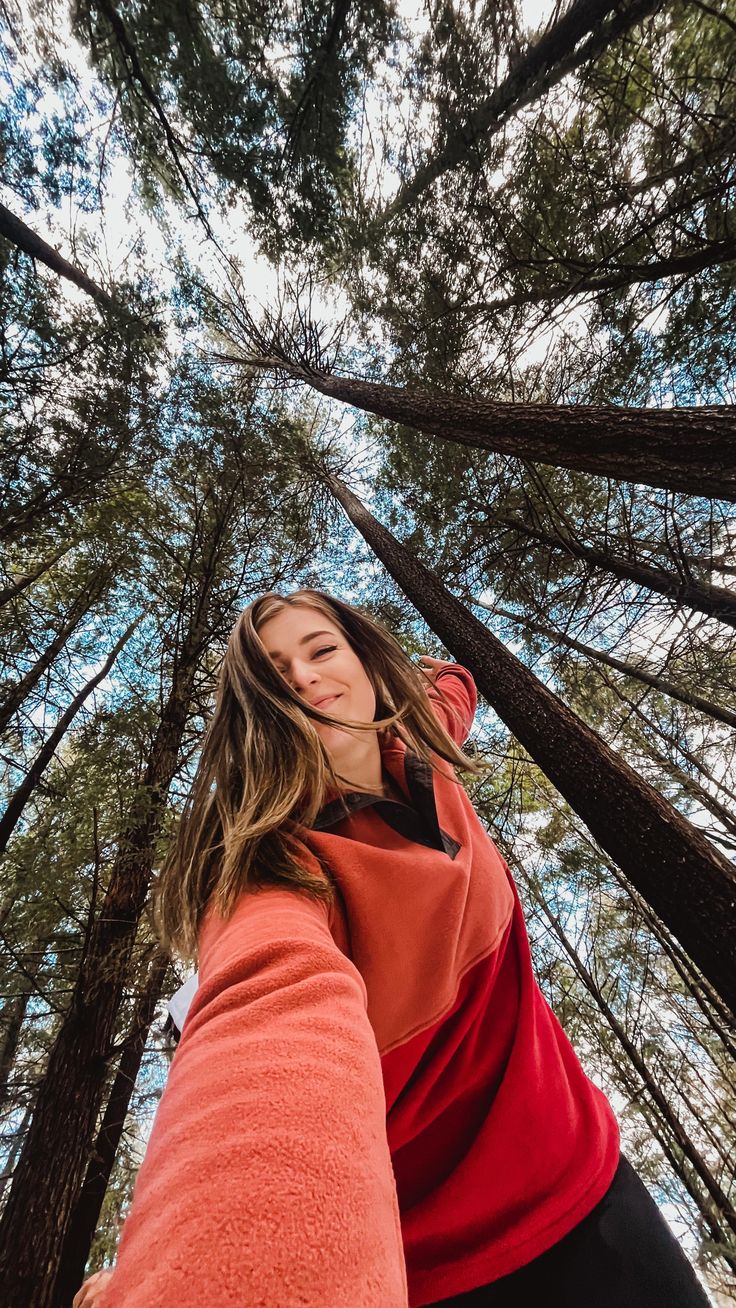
[0,0,735,1303]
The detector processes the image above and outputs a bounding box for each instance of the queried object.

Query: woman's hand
[72,1268,114,1307]
[416,655,451,686]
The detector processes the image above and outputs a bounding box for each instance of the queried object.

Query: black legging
[426,1155,712,1307]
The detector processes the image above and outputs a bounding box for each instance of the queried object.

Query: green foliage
[63,0,396,256]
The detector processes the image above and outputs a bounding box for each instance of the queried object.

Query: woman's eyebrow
[268,631,335,661]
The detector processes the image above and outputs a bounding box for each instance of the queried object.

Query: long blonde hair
[154,589,483,961]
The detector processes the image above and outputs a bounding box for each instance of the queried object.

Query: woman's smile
[312,693,341,709]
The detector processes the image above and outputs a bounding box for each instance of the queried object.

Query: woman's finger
[73,1268,113,1307]
[417,655,446,684]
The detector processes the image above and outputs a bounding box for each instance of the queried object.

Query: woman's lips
[313,694,340,709]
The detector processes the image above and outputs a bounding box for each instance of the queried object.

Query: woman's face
[258,605,377,764]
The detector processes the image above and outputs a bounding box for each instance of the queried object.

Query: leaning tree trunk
[0,203,115,310]
[0,600,209,1307]
[324,473,736,1013]
[481,602,736,728]
[491,517,736,628]
[52,948,170,1308]
[228,355,736,501]
[375,0,664,225]
[0,568,111,736]
[0,616,140,857]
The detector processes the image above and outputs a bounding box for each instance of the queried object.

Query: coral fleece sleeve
[428,662,477,745]
[101,886,409,1308]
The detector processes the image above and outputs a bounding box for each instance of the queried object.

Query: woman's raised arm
[418,658,478,746]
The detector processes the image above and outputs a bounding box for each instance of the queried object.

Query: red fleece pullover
[101,665,619,1308]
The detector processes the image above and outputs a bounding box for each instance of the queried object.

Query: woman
[75,589,710,1308]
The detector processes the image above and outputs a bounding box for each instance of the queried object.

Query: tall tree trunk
[0,541,75,609]
[0,569,110,736]
[0,1100,34,1204]
[227,355,736,501]
[0,594,210,1306]
[323,472,736,1013]
[0,936,51,1106]
[480,601,736,728]
[491,517,736,628]
[0,204,115,310]
[51,948,170,1308]
[0,989,32,1106]
[375,0,664,225]
[513,857,736,1268]
[0,616,141,857]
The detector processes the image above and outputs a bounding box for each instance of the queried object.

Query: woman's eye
[314,645,337,657]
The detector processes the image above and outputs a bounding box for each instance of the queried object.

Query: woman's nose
[291,659,319,692]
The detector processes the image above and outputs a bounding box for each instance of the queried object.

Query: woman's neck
[330,735,384,794]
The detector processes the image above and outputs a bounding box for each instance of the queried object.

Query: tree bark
[232,356,736,501]
[51,948,170,1308]
[491,516,736,627]
[0,204,115,310]
[324,472,736,1015]
[0,589,210,1305]
[0,569,110,736]
[0,616,140,858]
[375,0,665,225]
[481,601,736,728]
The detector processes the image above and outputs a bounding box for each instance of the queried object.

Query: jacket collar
[308,733,460,859]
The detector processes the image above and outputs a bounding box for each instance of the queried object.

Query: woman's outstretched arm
[98,884,408,1308]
